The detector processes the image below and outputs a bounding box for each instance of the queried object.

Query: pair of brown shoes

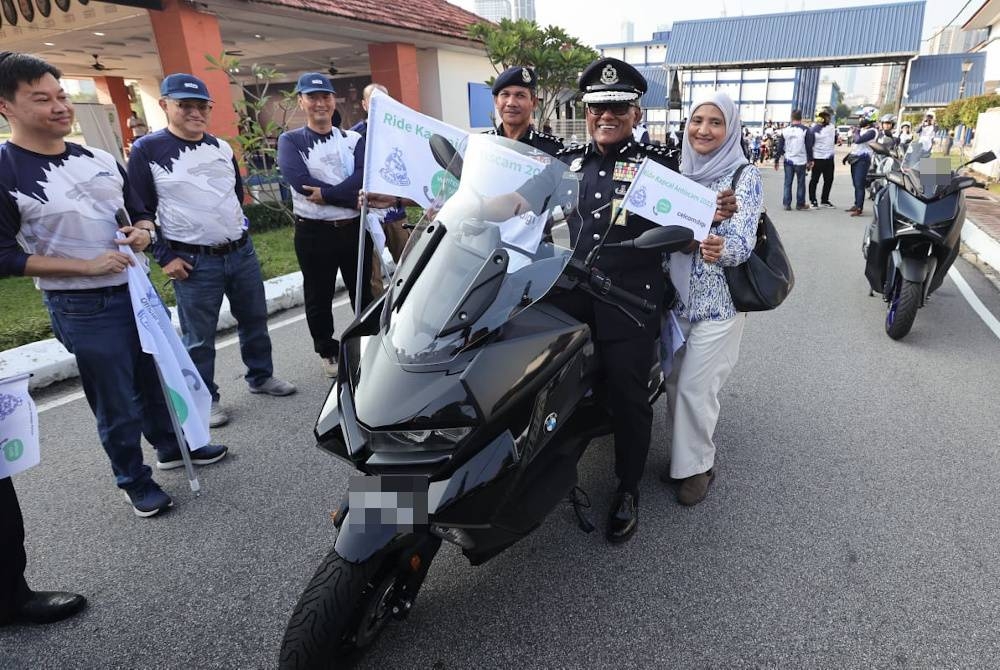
[660,467,716,506]
[849,210,865,217]
[845,206,860,213]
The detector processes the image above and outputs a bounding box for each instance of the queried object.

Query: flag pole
[152,361,200,493]
[354,199,370,319]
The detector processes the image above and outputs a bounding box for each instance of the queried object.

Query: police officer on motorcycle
[485,65,563,155]
[549,58,734,543]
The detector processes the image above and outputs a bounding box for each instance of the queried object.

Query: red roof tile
[249,0,487,42]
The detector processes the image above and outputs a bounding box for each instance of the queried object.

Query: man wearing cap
[808,110,836,209]
[277,73,370,377]
[485,66,562,155]
[549,58,735,543]
[128,73,296,429]
[0,52,225,518]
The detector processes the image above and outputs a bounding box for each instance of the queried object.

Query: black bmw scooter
[862,142,995,339]
[278,135,693,668]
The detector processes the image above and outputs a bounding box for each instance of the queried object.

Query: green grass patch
[1,225,296,352]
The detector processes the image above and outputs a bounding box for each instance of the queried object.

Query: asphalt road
[4,162,1000,669]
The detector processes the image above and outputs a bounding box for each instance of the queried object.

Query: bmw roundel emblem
[544,412,558,432]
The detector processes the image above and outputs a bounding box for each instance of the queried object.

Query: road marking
[36,296,351,414]
[949,266,1000,341]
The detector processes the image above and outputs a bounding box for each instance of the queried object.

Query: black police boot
[1,591,87,626]
[606,491,638,543]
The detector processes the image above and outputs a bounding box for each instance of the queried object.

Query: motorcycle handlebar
[587,268,655,314]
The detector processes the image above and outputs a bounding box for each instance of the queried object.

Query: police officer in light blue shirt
[128,73,296,428]
[0,52,227,519]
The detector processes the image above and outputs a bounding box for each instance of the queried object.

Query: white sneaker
[321,356,339,378]
[249,376,297,396]
[209,401,230,428]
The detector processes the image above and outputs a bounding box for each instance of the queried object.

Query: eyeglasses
[172,99,213,113]
[586,102,635,117]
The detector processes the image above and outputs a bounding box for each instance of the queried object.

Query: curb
[962,215,1000,277]
[0,270,338,391]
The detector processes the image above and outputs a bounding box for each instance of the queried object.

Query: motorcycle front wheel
[885,277,921,340]
[278,546,400,670]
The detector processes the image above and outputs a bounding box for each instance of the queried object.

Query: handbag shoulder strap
[730,163,749,192]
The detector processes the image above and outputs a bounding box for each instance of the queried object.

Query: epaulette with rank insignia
[556,143,585,156]
[635,141,679,170]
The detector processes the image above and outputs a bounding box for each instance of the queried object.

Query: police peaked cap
[579,57,646,103]
[492,66,538,95]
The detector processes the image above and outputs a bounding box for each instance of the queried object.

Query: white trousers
[665,314,746,479]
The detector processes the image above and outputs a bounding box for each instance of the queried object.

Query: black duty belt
[295,215,360,228]
[166,232,249,256]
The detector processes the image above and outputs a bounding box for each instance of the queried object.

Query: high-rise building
[511,0,535,21]
[474,0,511,22]
[621,20,635,42]
[925,25,989,55]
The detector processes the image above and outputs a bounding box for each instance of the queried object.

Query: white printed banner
[0,373,40,478]
[621,158,716,242]
[363,90,468,207]
[122,243,212,451]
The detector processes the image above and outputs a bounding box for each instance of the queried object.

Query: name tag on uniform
[613,161,639,182]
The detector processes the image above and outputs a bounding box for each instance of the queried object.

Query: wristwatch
[143,226,158,245]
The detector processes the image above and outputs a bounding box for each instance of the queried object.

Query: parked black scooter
[862,142,996,339]
[278,135,693,668]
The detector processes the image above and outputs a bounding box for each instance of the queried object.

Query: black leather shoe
[606,492,638,543]
[3,591,87,626]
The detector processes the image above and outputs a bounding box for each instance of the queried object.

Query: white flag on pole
[621,158,718,308]
[0,373,40,478]
[363,90,468,207]
[121,243,212,450]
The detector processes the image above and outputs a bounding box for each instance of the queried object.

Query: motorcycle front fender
[891,250,932,285]
[334,509,414,564]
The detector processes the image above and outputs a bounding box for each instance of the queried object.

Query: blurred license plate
[348,475,429,529]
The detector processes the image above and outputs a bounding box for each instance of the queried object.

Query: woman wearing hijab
[662,91,764,506]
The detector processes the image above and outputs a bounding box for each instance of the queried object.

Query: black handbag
[722,165,795,312]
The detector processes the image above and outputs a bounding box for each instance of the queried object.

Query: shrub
[243,202,294,232]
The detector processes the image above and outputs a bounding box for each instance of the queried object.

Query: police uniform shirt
[127,129,245,266]
[556,138,679,339]
[277,126,363,221]
[0,142,151,290]
[486,124,564,156]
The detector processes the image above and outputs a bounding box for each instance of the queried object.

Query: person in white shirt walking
[808,110,836,208]
[773,109,814,211]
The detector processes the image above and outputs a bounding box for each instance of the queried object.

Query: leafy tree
[959,93,1000,128]
[835,103,852,123]
[468,18,598,126]
[206,53,298,219]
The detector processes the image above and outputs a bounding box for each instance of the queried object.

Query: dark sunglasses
[586,102,635,117]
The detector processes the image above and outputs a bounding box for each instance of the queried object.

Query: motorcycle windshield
[385,134,579,366]
[900,143,955,198]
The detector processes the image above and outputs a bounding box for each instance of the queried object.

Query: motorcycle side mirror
[605,225,694,251]
[970,150,996,165]
[886,172,906,187]
[429,134,463,179]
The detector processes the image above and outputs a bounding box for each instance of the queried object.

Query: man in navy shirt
[128,73,295,428]
[277,73,370,377]
[0,52,227,521]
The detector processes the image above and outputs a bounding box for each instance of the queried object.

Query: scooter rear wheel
[885,277,921,340]
[278,546,394,670]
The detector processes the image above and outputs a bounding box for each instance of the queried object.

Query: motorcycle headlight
[369,426,473,452]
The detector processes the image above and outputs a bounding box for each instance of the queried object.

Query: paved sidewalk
[963,186,1000,275]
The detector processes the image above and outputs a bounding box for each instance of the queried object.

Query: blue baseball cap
[296,72,335,95]
[160,73,212,101]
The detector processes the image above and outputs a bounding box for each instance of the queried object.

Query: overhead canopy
[905,53,988,107]
[637,65,668,109]
[666,1,925,70]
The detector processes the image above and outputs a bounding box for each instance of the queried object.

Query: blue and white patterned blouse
[672,164,764,323]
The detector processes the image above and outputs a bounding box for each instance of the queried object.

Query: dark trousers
[294,218,373,359]
[547,291,656,497]
[808,157,835,204]
[0,477,30,620]
[850,157,871,210]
